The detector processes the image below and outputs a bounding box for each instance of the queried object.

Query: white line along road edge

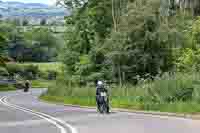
[0,96,78,133]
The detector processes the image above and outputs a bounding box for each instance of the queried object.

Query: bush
[140,72,200,103]
[176,48,200,72]
[0,67,9,76]
[22,65,39,80]
[38,71,49,80]
[6,63,40,80]
[192,17,200,46]
[47,70,57,80]
[38,70,57,80]
[6,63,24,76]
[15,81,25,90]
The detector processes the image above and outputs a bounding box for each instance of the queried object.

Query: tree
[0,33,6,54]
[0,22,26,61]
[40,18,47,26]
[176,0,200,16]
[59,0,186,86]
[22,19,29,26]
[104,0,180,84]
[61,0,114,85]
[24,28,60,62]
[0,22,18,65]
[0,33,7,67]
[13,18,21,26]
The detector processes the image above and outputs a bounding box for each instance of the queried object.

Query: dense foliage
[0,22,62,62]
[60,0,189,86]
[39,0,200,113]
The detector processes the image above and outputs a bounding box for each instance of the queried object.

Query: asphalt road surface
[0,89,200,133]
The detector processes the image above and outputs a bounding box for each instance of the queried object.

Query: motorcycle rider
[24,80,30,92]
[96,80,110,113]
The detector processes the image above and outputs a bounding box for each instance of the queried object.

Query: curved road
[0,89,200,133]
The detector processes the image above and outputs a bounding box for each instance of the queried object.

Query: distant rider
[96,81,109,113]
[24,80,30,92]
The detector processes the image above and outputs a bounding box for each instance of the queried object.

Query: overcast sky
[2,0,56,5]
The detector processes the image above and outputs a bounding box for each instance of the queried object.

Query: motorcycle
[97,91,109,114]
[24,80,30,92]
[24,87,29,92]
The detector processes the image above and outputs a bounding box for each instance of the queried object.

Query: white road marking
[0,96,78,133]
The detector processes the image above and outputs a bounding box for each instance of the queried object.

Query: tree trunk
[117,63,122,87]
[122,71,126,84]
[112,0,117,32]
[177,0,200,15]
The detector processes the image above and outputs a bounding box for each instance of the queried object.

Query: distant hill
[4,1,48,8]
[0,1,69,18]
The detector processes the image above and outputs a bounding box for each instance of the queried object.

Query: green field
[0,84,16,92]
[31,80,55,88]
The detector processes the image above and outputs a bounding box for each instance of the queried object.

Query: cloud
[47,0,57,5]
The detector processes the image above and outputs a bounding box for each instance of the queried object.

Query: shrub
[38,71,49,80]
[0,67,9,76]
[176,48,200,72]
[47,70,57,80]
[22,65,39,80]
[192,17,200,46]
[6,64,40,80]
[15,81,25,90]
[6,63,24,76]
[141,72,200,103]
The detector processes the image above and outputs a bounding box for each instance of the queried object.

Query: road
[0,89,200,133]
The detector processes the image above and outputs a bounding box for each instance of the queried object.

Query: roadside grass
[40,72,200,113]
[0,84,16,91]
[31,80,55,88]
[40,95,200,114]
[40,95,96,107]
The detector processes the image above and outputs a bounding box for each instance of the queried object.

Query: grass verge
[40,95,96,107]
[31,80,55,88]
[40,94,200,114]
[40,72,200,114]
[0,84,16,91]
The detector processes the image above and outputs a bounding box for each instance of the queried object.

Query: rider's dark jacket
[96,86,108,103]
[96,86,107,95]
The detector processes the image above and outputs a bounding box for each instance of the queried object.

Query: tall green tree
[104,0,172,85]
[40,19,47,26]
[0,33,7,67]
[24,28,60,62]
[60,0,184,86]
[61,0,114,85]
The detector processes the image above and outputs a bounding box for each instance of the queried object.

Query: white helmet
[97,81,103,86]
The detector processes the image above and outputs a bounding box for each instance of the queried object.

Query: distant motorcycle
[24,80,30,92]
[97,90,109,114]
[24,87,29,92]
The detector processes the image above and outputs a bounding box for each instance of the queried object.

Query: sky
[3,0,57,5]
